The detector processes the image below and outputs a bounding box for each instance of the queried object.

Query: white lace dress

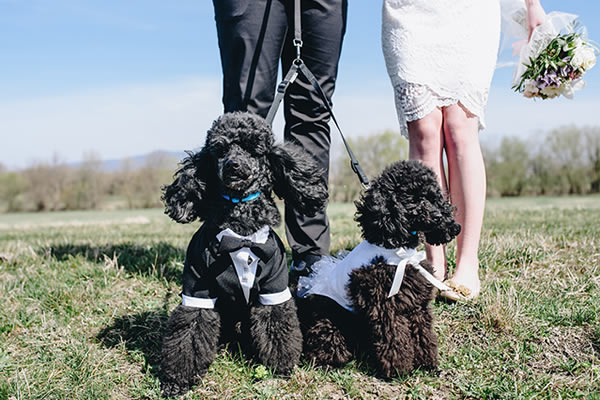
[382,0,501,137]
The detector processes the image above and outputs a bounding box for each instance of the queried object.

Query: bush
[330,130,408,202]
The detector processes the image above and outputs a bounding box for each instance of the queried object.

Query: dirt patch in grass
[529,326,599,373]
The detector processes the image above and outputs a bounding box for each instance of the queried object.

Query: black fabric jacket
[182,225,289,308]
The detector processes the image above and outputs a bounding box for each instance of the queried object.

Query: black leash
[265,0,370,189]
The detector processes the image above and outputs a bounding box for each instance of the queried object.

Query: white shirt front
[216,225,270,303]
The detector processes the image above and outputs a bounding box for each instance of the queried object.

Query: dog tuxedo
[181,225,292,308]
[158,112,329,396]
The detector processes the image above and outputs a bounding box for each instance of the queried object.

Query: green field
[1,196,599,399]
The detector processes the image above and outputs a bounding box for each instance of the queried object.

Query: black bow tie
[217,234,277,262]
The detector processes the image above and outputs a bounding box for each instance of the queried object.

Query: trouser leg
[214,0,348,261]
[214,0,288,116]
[282,0,348,260]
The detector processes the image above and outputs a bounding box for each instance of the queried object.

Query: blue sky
[1,0,599,169]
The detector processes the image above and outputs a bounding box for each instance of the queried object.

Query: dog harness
[297,241,449,311]
[181,225,291,309]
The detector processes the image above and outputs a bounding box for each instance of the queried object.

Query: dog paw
[161,381,189,398]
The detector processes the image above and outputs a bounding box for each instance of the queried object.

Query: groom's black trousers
[212,0,348,261]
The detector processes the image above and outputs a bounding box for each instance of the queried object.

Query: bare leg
[407,108,448,280]
[441,103,485,293]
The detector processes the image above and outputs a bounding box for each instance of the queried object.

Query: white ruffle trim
[393,81,487,138]
[297,241,426,311]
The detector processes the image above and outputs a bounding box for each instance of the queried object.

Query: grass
[1,195,599,399]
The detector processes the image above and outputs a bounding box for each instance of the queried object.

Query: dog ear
[162,149,214,223]
[355,183,418,248]
[268,142,328,216]
[420,187,461,246]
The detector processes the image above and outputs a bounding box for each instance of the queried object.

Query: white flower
[560,79,586,100]
[560,78,585,99]
[564,37,583,52]
[560,82,575,99]
[571,50,585,68]
[523,79,539,98]
[540,85,561,99]
[571,45,597,70]
[572,78,586,91]
[580,46,596,70]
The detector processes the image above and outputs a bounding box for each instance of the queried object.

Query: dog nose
[225,159,243,172]
[222,159,251,179]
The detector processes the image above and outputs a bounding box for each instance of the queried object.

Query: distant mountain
[68,151,188,171]
[102,151,187,171]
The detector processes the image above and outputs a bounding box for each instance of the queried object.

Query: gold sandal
[438,279,480,302]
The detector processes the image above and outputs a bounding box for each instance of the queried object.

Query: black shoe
[290,254,323,277]
[289,254,323,297]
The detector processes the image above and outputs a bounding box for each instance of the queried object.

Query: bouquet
[501,0,597,99]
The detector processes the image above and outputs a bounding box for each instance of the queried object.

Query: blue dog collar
[410,231,417,236]
[221,191,261,204]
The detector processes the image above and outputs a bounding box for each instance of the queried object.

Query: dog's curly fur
[160,112,327,396]
[298,160,460,379]
[162,112,327,235]
[160,306,221,396]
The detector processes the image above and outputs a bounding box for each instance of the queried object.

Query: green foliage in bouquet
[513,26,597,99]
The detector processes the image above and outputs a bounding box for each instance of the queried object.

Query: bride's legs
[441,103,485,293]
[407,108,448,280]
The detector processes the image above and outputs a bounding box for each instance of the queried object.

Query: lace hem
[393,81,487,138]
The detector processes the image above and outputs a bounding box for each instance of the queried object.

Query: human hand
[526,0,546,40]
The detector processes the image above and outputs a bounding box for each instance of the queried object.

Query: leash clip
[293,39,303,61]
[350,160,370,190]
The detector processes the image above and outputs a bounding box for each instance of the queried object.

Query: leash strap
[294,0,302,48]
[265,63,299,126]
[296,63,370,188]
[264,0,369,189]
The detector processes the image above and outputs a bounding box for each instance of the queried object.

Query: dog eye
[209,140,229,156]
[245,141,267,156]
[236,135,266,156]
[251,146,266,156]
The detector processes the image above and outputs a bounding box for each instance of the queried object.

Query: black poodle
[296,160,461,378]
[160,112,328,396]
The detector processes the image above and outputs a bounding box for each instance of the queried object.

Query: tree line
[0,152,177,213]
[484,125,600,196]
[1,125,599,213]
[330,125,600,201]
